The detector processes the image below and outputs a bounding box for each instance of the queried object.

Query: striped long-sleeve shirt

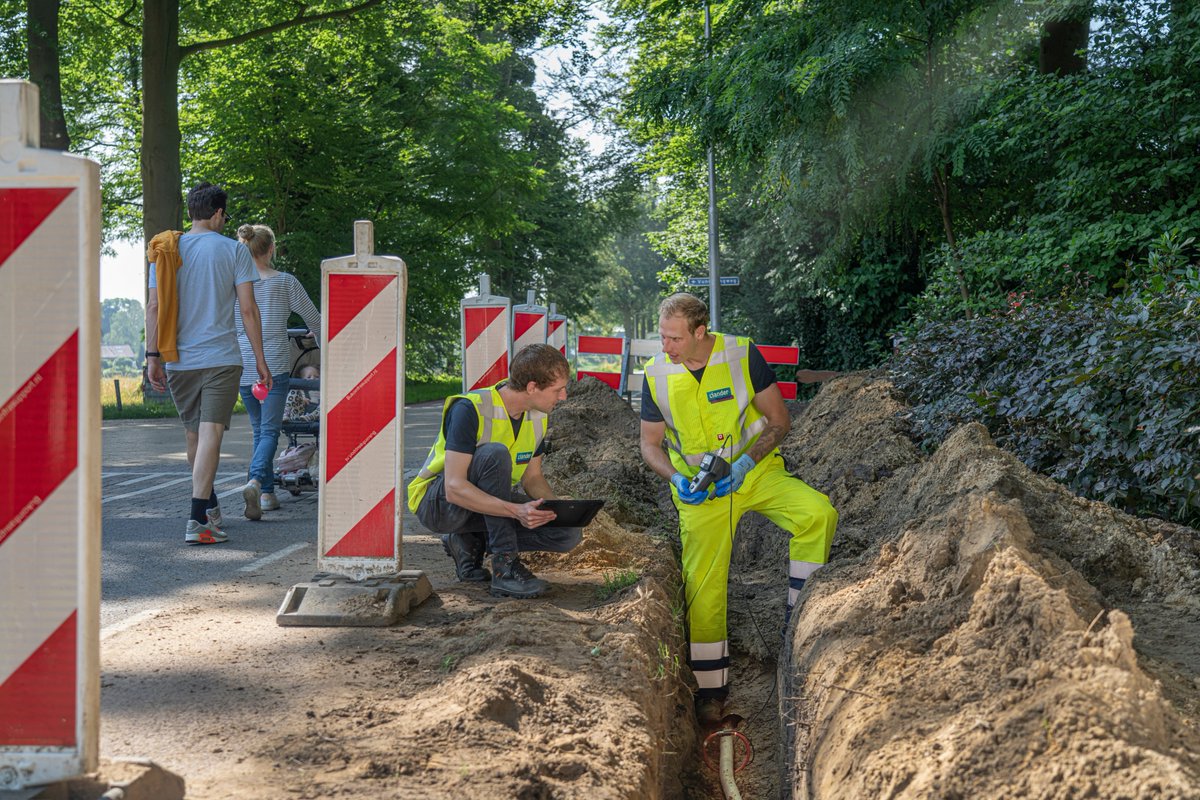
[234,272,322,383]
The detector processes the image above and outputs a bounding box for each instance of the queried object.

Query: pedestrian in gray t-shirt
[145,182,270,545]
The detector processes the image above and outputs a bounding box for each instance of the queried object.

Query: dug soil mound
[729,373,1200,798]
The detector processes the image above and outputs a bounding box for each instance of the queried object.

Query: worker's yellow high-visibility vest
[644,333,772,477]
[405,383,547,512]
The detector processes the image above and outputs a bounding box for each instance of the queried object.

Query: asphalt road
[99,402,443,632]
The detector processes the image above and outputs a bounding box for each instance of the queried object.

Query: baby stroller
[274,328,320,497]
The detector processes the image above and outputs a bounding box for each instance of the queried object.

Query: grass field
[100,373,462,419]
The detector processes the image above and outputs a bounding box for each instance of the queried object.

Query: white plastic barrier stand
[0,80,101,790]
[624,337,664,394]
[547,303,567,356]
[511,289,547,355]
[461,276,510,391]
[318,221,407,576]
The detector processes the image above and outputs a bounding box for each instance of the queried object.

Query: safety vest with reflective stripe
[644,333,771,476]
[405,383,547,512]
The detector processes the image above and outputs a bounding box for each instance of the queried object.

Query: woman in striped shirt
[234,224,321,519]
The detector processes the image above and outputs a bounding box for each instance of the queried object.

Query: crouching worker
[639,293,838,723]
[406,344,579,599]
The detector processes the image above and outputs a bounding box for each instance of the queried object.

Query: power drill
[688,450,731,495]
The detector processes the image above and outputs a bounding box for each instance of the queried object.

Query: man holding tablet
[407,344,582,598]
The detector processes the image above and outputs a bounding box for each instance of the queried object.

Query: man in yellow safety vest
[407,344,578,598]
[639,293,838,722]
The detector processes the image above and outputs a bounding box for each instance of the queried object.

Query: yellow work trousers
[676,454,837,697]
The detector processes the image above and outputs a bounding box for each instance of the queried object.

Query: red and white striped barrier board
[318,221,406,576]
[461,276,510,391]
[575,335,628,392]
[757,344,800,399]
[547,311,568,356]
[0,80,101,790]
[511,290,547,356]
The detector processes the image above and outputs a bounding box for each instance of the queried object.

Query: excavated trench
[540,374,1200,799]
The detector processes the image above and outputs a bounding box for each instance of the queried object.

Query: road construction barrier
[0,79,101,790]
[547,304,568,356]
[511,289,548,355]
[622,338,664,394]
[575,335,628,392]
[318,221,406,575]
[599,336,837,401]
[461,276,510,391]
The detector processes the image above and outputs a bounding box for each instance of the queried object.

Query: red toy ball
[251,382,269,401]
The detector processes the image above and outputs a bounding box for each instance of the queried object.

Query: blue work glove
[713,454,757,498]
[671,472,709,505]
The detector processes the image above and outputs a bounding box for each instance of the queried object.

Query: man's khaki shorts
[166,365,241,432]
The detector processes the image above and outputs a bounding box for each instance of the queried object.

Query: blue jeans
[240,373,291,493]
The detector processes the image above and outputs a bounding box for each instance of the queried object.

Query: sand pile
[723,374,1200,798]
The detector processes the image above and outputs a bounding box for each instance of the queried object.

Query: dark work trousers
[414,443,582,555]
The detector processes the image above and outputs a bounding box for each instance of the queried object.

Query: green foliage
[405,376,463,405]
[596,568,640,600]
[892,266,1200,525]
[616,0,1200,372]
[3,0,619,375]
[101,297,144,357]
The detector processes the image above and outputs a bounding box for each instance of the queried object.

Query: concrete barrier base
[1,758,185,800]
[276,570,432,626]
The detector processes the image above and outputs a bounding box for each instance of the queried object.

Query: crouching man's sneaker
[442,533,490,582]
[185,520,229,545]
[489,552,547,599]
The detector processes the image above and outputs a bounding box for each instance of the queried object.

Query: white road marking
[112,473,167,487]
[237,542,310,573]
[101,608,162,640]
[102,471,241,504]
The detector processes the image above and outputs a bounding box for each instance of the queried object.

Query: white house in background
[100,344,136,363]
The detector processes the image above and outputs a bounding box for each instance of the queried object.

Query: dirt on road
[95,374,1200,799]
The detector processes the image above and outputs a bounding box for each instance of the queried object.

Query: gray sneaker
[242,481,262,520]
[206,506,223,530]
[260,492,280,511]
[489,553,548,599]
[185,520,229,545]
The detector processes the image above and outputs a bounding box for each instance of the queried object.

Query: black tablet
[538,499,605,527]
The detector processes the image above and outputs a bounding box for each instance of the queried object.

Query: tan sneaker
[243,480,262,520]
[260,492,280,511]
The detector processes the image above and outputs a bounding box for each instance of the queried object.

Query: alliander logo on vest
[515,451,533,464]
[706,387,734,404]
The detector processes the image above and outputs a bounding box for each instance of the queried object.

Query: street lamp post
[705,0,720,331]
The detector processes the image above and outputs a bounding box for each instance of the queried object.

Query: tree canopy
[613,0,1200,367]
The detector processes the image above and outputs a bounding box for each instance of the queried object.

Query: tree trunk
[26,0,70,150]
[140,0,182,309]
[1039,16,1089,75]
[141,0,183,245]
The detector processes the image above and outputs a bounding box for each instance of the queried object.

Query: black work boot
[442,533,490,582]
[489,552,548,599]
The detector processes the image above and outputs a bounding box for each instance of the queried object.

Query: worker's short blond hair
[510,344,569,389]
[658,292,710,333]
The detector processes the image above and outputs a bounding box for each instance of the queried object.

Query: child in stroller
[275,333,320,496]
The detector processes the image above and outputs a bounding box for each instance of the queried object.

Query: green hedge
[891,279,1200,526]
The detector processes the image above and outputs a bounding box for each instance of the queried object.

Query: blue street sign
[686,276,740,287]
